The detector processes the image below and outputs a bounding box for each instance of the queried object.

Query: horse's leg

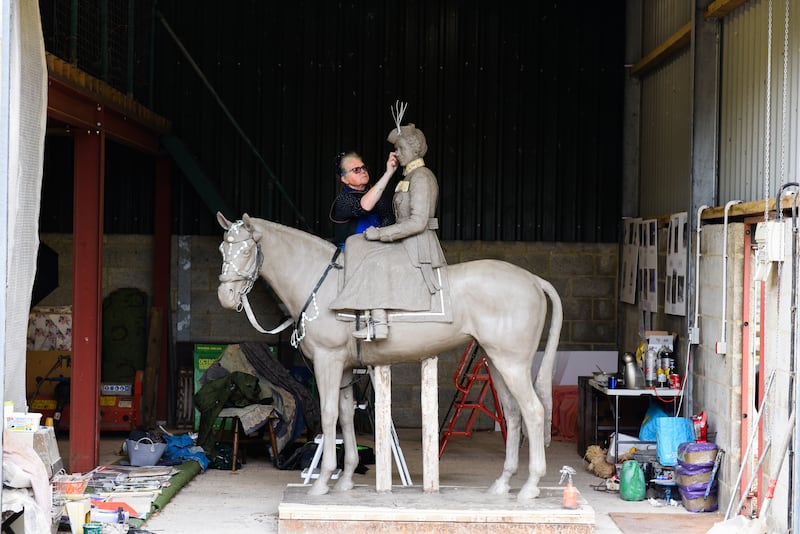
[309,358,345,496]
[334,372,358,491]
[485,369,521,496]
[500,366,546,501]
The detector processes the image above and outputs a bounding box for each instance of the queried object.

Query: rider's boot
[353,309,388,341]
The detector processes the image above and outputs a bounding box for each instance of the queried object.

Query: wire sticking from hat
[391,100,408,134]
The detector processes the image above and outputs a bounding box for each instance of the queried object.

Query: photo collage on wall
[638,219,658,313]
[619,218,640,305]
[665,212,688,316]
[619,213,689,318]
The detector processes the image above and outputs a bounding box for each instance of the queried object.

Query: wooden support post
[140,307,162,429]
[374,364,392,493]
[421,356,439,493]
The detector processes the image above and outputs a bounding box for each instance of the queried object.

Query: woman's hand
[385,152,398,174]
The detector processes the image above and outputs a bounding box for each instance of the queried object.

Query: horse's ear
[217,211,232,230]
[242,214,262,240]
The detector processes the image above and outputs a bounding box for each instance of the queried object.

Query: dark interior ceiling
[39,1,626,243]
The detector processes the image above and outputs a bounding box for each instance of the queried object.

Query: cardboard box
[33,426,62,478]
[646,331,676,353]
[6,411,42,432]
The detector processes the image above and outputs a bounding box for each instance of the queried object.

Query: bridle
[219,220,293,335]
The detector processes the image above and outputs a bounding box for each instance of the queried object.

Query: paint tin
[608,376,617,389]
[670,374,680,389]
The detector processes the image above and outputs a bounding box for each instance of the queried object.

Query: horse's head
[216,212,263,311]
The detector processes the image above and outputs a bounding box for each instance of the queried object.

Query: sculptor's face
[394,138,414,166]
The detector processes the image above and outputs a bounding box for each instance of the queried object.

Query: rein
[221,220,343,352]
[290,248,342,348]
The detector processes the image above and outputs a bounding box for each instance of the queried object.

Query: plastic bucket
[127,437,167,466]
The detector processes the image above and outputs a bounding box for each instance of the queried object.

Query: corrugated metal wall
[39,2,800,240]
[642,0,693,50]
[146,1,625,241]
[637,0,693,218]
[719,0,800,205]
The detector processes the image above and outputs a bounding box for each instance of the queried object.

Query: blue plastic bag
[656,417,695,466]
[639,402,669,441]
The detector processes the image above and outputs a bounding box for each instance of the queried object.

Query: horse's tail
[532,277,563,447]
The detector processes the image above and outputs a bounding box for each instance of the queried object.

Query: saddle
[334,264,453,325]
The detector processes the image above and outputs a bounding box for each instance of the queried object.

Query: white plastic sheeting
[4,0,47,411]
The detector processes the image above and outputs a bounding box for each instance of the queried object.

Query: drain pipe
[777,183,800,532]
[690,205,709,346]
[679,205,709,416]
[717,200,743,355]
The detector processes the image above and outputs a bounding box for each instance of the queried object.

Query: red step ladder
[439,341,507,457]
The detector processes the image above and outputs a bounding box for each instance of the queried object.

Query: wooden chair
[217,406,279,473]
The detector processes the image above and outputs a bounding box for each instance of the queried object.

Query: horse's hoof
[487,480,510,495]
[334,478,354,492]
[307,481,330,496]
[517,484,541,501]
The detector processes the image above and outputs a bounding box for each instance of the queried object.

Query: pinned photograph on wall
[665,212,688,316]
[620,217,640,304]
[638,219,658,312]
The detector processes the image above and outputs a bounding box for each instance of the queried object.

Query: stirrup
[353,321,388,341]
[353,324,372,340]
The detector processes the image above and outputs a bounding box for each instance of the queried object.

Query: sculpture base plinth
[278,484,595,533]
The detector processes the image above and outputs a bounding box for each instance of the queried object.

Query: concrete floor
[71,428,724,533]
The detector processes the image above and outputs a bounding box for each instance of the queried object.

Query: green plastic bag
[619,460,645,501]
[210,442,241,471]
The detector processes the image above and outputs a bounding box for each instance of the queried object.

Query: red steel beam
[47,77,164,154]
[47,65,172,464]
[70,130,105,472]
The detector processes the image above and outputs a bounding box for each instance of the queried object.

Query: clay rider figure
[330,103,446,341]
[329,150,398,250]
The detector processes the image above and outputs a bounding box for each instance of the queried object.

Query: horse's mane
[249,216,338,256]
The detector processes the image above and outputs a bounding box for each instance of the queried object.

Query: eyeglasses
[343,165,368,176]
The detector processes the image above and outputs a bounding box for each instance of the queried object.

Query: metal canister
[608,376,617,389]
[645,349,657,386]
[670,374,680,389]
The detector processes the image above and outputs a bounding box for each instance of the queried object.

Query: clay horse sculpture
[216,212,563,501]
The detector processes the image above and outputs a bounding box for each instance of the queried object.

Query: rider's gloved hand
[364,226,381,240]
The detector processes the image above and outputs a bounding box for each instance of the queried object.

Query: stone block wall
[38,233,619,429]
[685,220,794,529]
[689,223,744,516]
